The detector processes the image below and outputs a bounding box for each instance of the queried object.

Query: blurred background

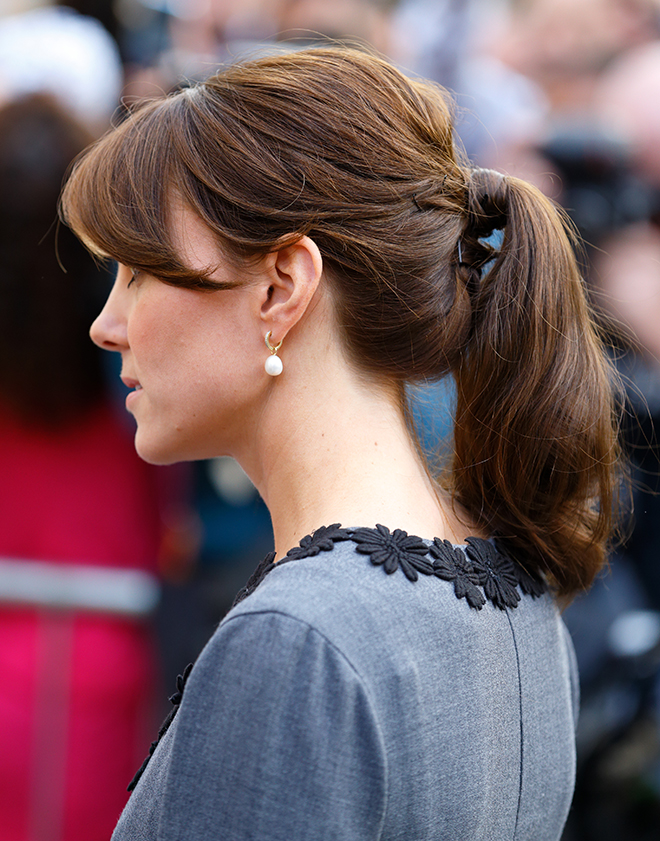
[2,1,660,838]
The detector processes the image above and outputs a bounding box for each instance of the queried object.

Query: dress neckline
[231,523,547,613]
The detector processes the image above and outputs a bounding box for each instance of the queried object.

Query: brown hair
[61,47,623,597]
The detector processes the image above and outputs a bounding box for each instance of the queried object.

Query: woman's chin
[133,430,187,466]
[133,425,224,465]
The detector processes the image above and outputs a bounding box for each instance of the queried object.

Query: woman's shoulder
[213,523,560,687]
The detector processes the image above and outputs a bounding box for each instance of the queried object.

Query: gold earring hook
[265,331,283,354]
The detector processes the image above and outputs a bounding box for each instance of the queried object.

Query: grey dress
[113,525,578,840]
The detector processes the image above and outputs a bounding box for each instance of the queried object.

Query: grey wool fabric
[112,536,578,840]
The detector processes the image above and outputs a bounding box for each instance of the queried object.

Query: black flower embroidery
[465,537,521,610]
[231,551,276,608]
[232,527,546,613]
[285,524,351,560]
[429,538,486,610]
[128,662,193,792]
[494,540,546,598]
[351,523,433,581]
[169,663,194,707]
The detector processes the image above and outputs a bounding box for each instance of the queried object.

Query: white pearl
[265,354,283,376]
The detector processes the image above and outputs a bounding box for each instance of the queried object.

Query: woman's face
[90,206,268,465]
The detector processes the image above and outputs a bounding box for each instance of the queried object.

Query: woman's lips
[122,377,143,410]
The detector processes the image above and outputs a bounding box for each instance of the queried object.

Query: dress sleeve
[159,610,388,841]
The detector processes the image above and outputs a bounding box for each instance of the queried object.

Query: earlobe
[259,236,323,338]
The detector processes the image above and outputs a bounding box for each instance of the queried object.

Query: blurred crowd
[2,1,660,839]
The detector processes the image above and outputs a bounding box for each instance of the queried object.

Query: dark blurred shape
[0,94,109,427]
[55,0,120,41]
[540,124,660,247]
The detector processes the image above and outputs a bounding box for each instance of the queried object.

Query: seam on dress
[221,607,390,839]
[506,609,524,840]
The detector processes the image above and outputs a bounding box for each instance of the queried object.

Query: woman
[61,47,621,840]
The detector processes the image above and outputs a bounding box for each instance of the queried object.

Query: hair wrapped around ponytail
[451,168,622,597]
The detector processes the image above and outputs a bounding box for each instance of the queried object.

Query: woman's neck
[235,353,476,559]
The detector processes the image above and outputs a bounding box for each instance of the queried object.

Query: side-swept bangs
[60,93,238,289]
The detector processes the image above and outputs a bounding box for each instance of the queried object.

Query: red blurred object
[0,401,171,841]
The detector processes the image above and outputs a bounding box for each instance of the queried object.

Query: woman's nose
[90,279,129,351]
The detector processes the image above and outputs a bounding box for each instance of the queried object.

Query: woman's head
[63,46,624,597]
[62,47,479,386]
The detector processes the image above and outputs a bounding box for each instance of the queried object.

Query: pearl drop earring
[264,331,283,376]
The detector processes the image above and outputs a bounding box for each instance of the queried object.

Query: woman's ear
[258,236,324,340]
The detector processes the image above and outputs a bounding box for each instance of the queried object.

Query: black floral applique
[429,538,486,610]
[233,527,548,621]
[127,662,193,792]
[464,537,521,610]
[231,551,277,609]
[350,523,433,582]
[494,539,546,598]
[284,524,352,561]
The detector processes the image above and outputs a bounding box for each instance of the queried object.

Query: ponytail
[451,168,623,598]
